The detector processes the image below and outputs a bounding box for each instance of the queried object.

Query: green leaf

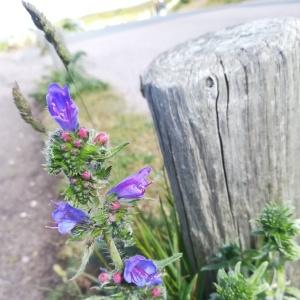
[249,261,268,286]
[70,241,95,280]
[84,297,107,300]
[181,274,198,300]
[101,142,129,159]
[95,165,112,179]
[286,287,300,299]
[155,253,182,270]
[202,261,231,271]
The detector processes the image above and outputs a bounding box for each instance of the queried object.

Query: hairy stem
[103,231,123,270]
[275,265,286,299]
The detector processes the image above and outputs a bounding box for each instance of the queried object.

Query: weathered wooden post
[141,18,300,283]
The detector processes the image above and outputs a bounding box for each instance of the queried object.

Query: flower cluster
[45,83,172,299]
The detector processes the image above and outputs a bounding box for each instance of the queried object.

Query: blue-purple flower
[123,255,162,287]
[108,166,151,200]
[51,201,88,234]
[46,83,79,131]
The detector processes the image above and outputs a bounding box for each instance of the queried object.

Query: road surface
[67,0,300,112]
[1,0,300,299]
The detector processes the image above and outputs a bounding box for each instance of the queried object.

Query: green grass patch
[206,0,242,5]
[81,2,153,25]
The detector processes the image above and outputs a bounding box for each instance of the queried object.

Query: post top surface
[142,18,300,88]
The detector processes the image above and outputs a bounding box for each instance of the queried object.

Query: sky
[0,0,151,40]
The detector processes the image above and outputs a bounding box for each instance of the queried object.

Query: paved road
[0,0,300,299]
[66,0,300,113]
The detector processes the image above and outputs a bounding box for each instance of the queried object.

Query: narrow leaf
[249,261,268,286]
[70,241,94,280]
[155,253,182,270]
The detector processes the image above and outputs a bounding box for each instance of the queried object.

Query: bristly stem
[103,231,123,270]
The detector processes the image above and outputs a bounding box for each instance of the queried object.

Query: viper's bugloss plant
[211,262,268,300]
[43,82,181,299]
[255,202,300,261]
[206,203,300,300]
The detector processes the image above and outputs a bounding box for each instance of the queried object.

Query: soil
[0,48,62,300]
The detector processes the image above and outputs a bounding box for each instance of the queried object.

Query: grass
[173,0,243,12]
[134,179,203,299]
[80,0,173,27]
[81,2,154,25]
[206,0,242,5]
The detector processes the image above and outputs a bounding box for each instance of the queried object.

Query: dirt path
[0,49,61,300]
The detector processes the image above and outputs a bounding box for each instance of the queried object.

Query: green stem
[275,265,286,300]
[103,231,123,270]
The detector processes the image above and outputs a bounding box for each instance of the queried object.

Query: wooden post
[141,18,300,283]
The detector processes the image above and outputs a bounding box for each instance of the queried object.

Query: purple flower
[46,83,79,131]
[123,255,162,287]
[51,201,88,234]
[108,166,151,200]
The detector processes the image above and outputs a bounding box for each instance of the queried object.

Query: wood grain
[141,18,300,282]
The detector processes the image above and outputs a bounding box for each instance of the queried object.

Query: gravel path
[0,49,60,300]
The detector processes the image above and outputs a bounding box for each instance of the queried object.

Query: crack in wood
[214,74,236,234]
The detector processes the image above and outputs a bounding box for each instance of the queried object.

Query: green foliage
[47,282,82,300]
[206,0,242,5]
[70,241,95,280]
[58,18,81,32]
[134,180,201,300]
[212,262,268,300]
[255,203,300,261]
[0,41,9,52]
[206,203,300,300]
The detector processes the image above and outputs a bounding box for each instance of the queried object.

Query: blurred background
[1,0,300,299]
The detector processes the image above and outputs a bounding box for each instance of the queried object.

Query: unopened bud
[81,171,91,181]
[151,287,161,298]
[74,140,81,148]
[111,201,121,211]
[94,132,109,146]
[77,127,89,139]
[98,272,110,283]
[61,131,72,142]
[112,272,123,284]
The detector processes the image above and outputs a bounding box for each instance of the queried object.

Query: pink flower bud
[74,140,82,148]
[81,171,91,181]
[94,132,109,146]
[98,272,110,283]
[61,131,72,142]
[151,287,161,298]
[111,201,121,211]
[77,127,89,139]
[112,272,123,284]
